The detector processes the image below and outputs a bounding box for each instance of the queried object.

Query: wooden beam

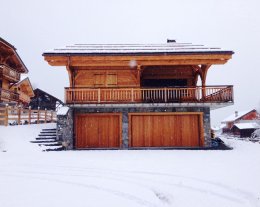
[201,64,211,86]
[47,59,228,67]
[44,54,232,67]
[66,66,73,87]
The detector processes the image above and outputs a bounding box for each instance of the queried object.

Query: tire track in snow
[38,165,257,206]
[0,172,159,207]
[1,167,256,207]
[44,165,259,207]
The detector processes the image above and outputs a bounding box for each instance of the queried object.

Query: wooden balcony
[65,86,233,104]
[0,64,21,82]
[0,88,19,103]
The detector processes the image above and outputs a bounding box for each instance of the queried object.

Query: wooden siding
[75,113,122,148]
[129,113,204,147]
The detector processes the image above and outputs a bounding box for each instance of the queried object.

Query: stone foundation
[57,108,74,150]
[57,106,211,149]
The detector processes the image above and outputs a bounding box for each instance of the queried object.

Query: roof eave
[42,51,234,57]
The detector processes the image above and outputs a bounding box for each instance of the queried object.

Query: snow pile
[57,106,69,115]
[251,129,260,138]
[0,124,260,207]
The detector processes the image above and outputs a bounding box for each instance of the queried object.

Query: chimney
[167,39,176,43]
[235,111,238,117]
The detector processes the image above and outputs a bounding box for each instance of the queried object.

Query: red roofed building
[221,109,260,133]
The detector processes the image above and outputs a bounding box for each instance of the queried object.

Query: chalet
[11,77,34,106]
[43,41,234,149]
[0,38,29,106]
[221,109,260,133]
[29,88,64,111]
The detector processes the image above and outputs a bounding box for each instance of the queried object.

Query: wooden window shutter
[94,74,105,86]
[107,74,117,85]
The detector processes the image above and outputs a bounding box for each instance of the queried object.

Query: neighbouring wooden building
[221,109,260,133]
[0,38,31,106]
[231,122,260,138]
[11,77,35,106]
[43,41,234,149]
[29,88,63,111]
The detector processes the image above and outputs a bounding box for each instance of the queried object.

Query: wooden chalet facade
[0,38,30,106]
[11,77,34,106]
[43,42,234,149]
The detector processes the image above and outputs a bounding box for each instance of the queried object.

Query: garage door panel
[75,114,121,148]
[130,113,203,147]
[87,117,99,147]
[132,115,143,147]
[109,116,120,147]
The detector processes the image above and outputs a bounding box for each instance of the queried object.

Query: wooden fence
[0,106,57,126]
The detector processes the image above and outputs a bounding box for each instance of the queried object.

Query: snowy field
[0,124,260,207]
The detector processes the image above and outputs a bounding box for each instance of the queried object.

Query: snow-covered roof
[43,43,234,55]
[233,122,260,130]
[222,110,254,123]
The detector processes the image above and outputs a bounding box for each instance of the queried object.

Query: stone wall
[58,106,211,149]
[57,108,74,150]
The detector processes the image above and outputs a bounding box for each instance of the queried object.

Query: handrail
[65,86,233,104]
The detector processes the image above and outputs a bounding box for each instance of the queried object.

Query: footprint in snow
[153,190,173,205]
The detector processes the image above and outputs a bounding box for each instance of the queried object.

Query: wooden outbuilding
[43,41,234,149]
[231,123,260,138]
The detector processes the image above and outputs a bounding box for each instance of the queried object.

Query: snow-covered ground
[0,124,260,207]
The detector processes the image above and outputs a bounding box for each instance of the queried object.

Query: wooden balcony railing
[0,88,19,102]
[65,86,233,104]
[0,64,20,82]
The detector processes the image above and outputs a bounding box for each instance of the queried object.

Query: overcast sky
[1,0,260,125]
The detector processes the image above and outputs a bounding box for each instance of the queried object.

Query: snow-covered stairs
[31,128,64,151]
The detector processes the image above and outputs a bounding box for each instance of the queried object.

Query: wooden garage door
[75,113,121,148]
[129,113,203,147]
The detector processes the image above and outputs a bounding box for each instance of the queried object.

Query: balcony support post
[201,65,211,100]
